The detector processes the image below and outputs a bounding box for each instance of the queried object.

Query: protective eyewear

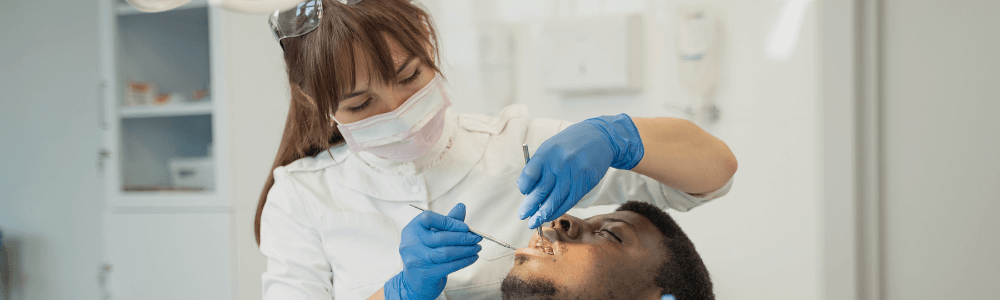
[268,0,365,49]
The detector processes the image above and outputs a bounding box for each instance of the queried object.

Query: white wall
[881,1,1000,299]
[220,10,289,300]
[0,0,105,299]
[424,0,819,299]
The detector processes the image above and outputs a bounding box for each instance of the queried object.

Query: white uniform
[259,105,733,299]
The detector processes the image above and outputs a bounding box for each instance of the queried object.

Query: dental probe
[522,144,544,245]
[524,144,554,255]
[408,204,517,250]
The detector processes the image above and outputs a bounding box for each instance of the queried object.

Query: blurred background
[0,0,997,299]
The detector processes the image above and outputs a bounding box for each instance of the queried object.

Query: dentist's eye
[399,68,422,85]
[347,98,372,113]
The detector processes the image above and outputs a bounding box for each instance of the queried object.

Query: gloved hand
[384,203,483,300]
[661,294,676,300]
[518,114,644,229]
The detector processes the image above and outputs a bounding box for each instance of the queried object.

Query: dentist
[257,0,737,299]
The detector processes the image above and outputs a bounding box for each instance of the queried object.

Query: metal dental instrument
[408,204,517,250]
[523,144,553,255]
[522,144,544,243]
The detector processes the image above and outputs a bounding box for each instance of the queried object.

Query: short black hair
[616,201,714,300]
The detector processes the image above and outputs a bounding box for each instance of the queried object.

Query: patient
[501,201,714,300]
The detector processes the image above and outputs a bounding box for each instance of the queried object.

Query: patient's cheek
[552,246,605,290]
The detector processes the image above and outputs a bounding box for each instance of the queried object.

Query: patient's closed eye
[600,229,623,243]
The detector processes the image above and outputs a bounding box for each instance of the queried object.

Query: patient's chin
[501,274,559,300]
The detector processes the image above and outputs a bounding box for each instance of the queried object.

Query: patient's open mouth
[539,241,554,255]
[534,227,556,255]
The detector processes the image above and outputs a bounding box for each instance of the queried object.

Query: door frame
[818,0,882,299]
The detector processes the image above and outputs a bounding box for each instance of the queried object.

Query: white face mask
[332,73,451,162]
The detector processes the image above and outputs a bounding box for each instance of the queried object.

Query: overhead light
[124,0,305,14]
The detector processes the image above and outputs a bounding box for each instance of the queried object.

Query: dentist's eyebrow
[395,56,416,74]
[341,90,367,100]
[339,56,417,100]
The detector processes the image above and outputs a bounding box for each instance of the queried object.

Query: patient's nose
[554,215,583,240]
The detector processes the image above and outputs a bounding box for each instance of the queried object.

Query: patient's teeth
[535,229,554,255]
[538,238,554,255]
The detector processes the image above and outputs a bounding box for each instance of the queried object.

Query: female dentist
[256,0,738,299]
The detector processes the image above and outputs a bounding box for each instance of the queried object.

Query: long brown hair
[255,0,440,244]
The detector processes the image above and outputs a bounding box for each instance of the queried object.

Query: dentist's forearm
[629,117,737,195]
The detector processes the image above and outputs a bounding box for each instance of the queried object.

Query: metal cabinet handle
[98,149,114,173]
[98,263,113,300]
[98,80,109,130]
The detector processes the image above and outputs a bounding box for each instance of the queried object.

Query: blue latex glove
[517,114,644,229]
[385,203,483,300]
[661,294,676,300]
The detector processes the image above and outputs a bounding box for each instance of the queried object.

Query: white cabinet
[99,0,240,298]
[105,213,233,299]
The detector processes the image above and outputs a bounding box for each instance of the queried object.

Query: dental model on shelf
[124,80,211,107]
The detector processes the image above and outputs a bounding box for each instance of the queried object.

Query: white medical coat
[259,105,733,299]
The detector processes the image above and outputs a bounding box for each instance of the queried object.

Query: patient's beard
[501,275,558,300]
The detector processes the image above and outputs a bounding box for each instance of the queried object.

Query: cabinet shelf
[119,101,213,118]
[110,190,228,208]
[116,0,208,16]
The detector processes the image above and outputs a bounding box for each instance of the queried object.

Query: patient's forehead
[585,211,652,228]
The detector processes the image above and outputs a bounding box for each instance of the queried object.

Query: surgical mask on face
[332,73,451,162]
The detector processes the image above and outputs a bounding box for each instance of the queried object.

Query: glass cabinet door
[114,3,215,193]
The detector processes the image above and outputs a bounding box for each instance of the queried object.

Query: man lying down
[501,201,714,300]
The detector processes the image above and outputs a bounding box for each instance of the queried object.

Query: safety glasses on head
[268,0,365,49]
